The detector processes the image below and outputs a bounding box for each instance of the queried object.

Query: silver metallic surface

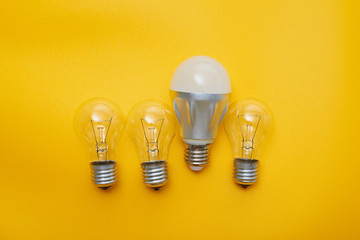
[185,144,210,171]
[233,158,258,188]
[171,91,229,170]
[171,91,229,142]
[90,160,117,190]
[141,160,168,190]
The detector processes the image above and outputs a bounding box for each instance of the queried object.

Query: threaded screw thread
[90,160,117,190]
[184,144,210,171]
[233,158,259,188]
[141,160,168,190]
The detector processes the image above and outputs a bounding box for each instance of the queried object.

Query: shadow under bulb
[74,98,125,190]
[126,101,176,190]
[224,98,273,188]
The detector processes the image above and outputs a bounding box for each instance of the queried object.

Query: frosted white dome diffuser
[170,56,231,94]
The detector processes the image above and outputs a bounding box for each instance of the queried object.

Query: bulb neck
[141,160,168,190]
[90,160,117,190]
[233,158,258,188]
[184,144,210,171]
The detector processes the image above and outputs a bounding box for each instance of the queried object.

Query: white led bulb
[170,56,231,171]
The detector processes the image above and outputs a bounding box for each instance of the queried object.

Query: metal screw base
[233,158,259,188]
[141,160,168,190]
[185,144,210,171]
[90,160,117,190]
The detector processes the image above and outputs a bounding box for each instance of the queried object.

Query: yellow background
[0,1,359,239]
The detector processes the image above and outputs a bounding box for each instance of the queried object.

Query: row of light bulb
[75,56,273,190]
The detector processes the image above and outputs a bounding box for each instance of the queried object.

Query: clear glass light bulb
[74,98,125,190]
[170,56,231,171]
[126,101,176,190]
[224,98,273,188]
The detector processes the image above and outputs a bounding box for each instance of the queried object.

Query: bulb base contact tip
[141,160,168,190]
[233,158,258,188]
[185,144,210,171]
[90,160,117,190]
